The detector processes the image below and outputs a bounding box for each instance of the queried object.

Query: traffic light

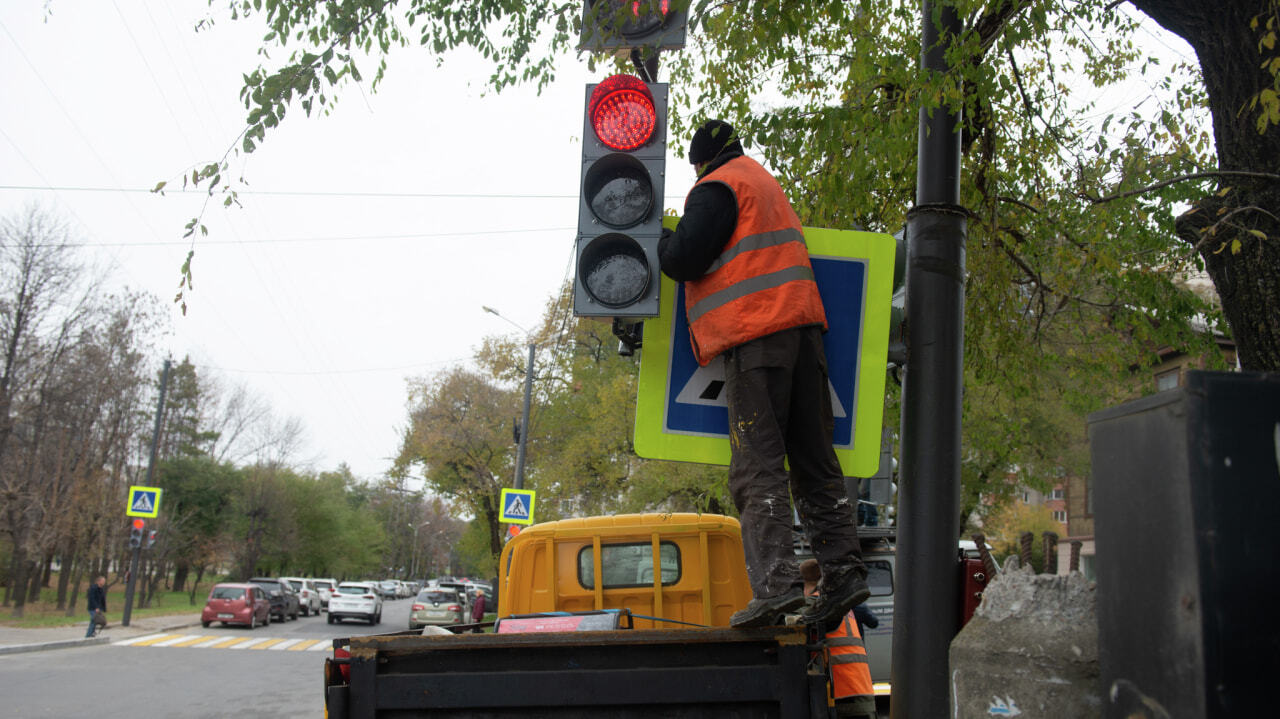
[146,530,158,549]
[129,519,145,549]
[887,229,907,367]
[573,73,668,318]
[579,0,687,54]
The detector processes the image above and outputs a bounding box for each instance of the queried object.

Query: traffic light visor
[588,75,656,151]
[579,233,652,308]
[584,153,654,228]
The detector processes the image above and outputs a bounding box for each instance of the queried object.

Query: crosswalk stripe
[269,638,303,650]
[249,638,288,650]
[167,635,213,648]
[287,639,323,651]
[188,636,227,648]
[228,637,272,650]
[151,634,203,647]
[112,633,169,646]
[129,634,186,647]
[207,636,253,649]
[308,641,332,651]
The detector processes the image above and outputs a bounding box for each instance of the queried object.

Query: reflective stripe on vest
[683,156,826,365]
[828,613,874,699]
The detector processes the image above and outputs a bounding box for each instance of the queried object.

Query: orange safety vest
[827,611,874,700]
[683,156,827,366]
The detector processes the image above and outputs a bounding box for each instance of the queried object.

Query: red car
[201,583,271,629]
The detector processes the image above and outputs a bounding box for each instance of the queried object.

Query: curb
[0,619,202,656]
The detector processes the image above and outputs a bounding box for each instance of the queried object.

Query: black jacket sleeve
[658,181,739,282]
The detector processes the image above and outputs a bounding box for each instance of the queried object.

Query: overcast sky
[0,0,700,482]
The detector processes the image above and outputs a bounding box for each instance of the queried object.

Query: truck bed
[325,626,831,718]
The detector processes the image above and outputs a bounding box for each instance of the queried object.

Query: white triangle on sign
[131,492,154,513]
[505,495,529,519]
[672,355,847,418]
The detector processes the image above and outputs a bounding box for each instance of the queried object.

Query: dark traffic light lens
[590,0,672,38]
[588,75,656,151]
[583,153,653,228]
[580,233,651,308]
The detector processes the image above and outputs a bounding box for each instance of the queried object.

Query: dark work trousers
[724,325,864,599]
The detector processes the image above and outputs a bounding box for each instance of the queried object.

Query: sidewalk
[0,612,202,656]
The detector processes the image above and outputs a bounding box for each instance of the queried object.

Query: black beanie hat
[689,119,743,165]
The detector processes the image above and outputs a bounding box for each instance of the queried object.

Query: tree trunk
[187,564,206,605]
[55,546,74,610]
[10,549,29,617]
[172,561,189,593]
[1130,0,1280,370]
[65,556,86,617]
[26,559,42,603]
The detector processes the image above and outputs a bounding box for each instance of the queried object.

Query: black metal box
[1087,371,1280,718]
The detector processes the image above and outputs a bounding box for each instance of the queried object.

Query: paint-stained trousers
[724,325,864,599]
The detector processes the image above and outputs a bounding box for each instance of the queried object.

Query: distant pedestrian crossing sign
[126,485,163,518]
[635,226,896,477]
[500,488,536,525]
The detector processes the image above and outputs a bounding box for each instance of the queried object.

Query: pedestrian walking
[658,119,869,629]
[85,575,107,638]
[470,589,487,633]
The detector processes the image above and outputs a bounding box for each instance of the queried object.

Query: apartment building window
[1052,510,1067,523]
[1156,369,1180,392]
[1022,491,1030,503]
[1050,488,1065,500]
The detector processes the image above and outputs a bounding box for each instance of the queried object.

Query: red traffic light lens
[132,518,146,530]
[588,75,656,151]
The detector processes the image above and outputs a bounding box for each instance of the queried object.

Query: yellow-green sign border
[635,226,895,477]
[125,485,163,518]
[500,488,537,526]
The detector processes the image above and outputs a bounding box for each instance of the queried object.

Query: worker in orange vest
[801,559,876,719]
[659,119,869,630]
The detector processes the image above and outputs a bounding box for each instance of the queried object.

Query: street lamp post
[483,306,537,491]
[409,520,432,581]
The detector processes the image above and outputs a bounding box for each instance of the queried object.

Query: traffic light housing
[579,0,687,54]
[574,74,668,318]
[129,519,145,549]
[146,530,158,549]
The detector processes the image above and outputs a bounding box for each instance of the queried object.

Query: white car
[328,582,384,625]
[282,577,321,616]
[313,578,338,610]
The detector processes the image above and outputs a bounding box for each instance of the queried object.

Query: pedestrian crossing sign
[634,226,896,477]
[500,488,536,526]
[126,485,163,518]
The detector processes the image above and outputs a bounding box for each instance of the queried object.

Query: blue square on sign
[663,256,867,450]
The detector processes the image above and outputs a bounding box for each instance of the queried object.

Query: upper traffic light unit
[573,74,668,318]
[578,0,687,54]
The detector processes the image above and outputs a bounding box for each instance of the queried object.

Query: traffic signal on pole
[129,518,145,549]
[579,0,687,54]
[146,530,158,549]
[887,229,907,367]
[574,74,668,318]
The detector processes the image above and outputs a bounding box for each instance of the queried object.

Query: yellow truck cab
[497,512,754,629]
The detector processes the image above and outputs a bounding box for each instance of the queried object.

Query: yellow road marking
[207,636,252,649]
[249,637,287,650]
[287,639,323,651]
[169,635,215,648]
[129,634,184,646]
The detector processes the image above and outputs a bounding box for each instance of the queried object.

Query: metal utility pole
[514,341,535,491]
[483,306,537,491]
[891,0,967,715]
[123,358,171,627]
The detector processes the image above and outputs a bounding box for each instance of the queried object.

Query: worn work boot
[801,568,870,633]
[730,589,807,628]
